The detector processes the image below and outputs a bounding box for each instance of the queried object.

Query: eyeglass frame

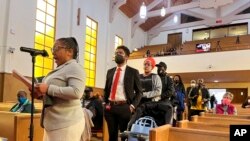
[51,46,67,52]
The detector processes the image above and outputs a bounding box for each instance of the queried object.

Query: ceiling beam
[109,0,127,23]
[148,12,250,34]
[149,20,206,36]
[147,13,177,42]
[216,7,221,18]
[147,1,200,18]
[147,7,217,41]
[151,14,175,30]
[199,0,233,9]
[181,9,213,20]
[223,1,250,17]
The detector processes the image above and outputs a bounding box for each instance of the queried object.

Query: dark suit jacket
[104,66,143,108]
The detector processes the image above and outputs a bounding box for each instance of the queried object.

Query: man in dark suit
[104,45,143,141]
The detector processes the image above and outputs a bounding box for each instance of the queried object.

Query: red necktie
[110,68,121,100]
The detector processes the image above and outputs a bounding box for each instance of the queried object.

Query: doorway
[168,33,182,49]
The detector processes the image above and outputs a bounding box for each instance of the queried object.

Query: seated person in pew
[242,96,250,108]
[214,92,237,115]
[10,90,35,113]
[82,87,104,131]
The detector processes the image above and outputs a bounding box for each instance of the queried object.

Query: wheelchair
[120,100,173,141]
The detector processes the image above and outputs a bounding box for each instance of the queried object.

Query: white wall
[0,0,10,72]
[77,0,110,88]
[1,0,249,89]
[130,28,146,52]
[1,0,37,75]
[127,50,250,74]
[0,0,146,89]
[149,25,207,45]
[149,20,250,46]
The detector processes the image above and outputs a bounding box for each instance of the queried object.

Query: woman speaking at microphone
[32,37,86,141]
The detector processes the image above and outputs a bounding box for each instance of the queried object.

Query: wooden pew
[0,102,42,113]
[0,111,43,141]
[178,120,229,132]
[200,112,250,120]
[234,104,250,115]
[149,124,229,141]
[191,115,250,125]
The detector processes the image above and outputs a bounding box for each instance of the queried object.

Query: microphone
[20,47,48,57]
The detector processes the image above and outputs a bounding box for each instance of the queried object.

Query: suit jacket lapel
[124,67,129,89]
[109,68,116,89]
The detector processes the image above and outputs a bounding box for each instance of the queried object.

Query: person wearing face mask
[186,80,196,120]
[155,62,175,125]
[82,87,103,131]
[189,78,210,119]
[10,90,34,113]
[139,57,161,104]
[173,75,186,122]
[104,45,142,141]
[214,92,237,115]
[155,62,175,103]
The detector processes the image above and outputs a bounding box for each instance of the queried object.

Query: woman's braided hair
[57,37,79,61]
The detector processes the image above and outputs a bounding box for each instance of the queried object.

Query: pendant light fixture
[160,7,166,17]
[140,2,147,19]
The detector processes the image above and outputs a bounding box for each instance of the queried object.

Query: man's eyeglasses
[144,63,152,66]
[51,46,66,52]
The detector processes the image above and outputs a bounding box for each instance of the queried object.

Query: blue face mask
[18,97,27,104]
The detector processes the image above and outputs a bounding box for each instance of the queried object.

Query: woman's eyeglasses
[51,46,66,52]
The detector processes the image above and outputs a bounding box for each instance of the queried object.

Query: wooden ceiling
[118,0,250,84]
[119,0,192,31]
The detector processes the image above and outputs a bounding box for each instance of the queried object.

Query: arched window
[34,0,56,77]
[85,17,97,87]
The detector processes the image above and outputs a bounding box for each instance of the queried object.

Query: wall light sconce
[208,64,212,71]
[8,47,15,53]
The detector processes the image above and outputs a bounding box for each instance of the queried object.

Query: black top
[86,97,104,130]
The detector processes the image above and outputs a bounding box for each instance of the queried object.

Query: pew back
[200,112,250,120]
[191,115,250,125]
[0,111,43,141]
[178,120,229,132]
[15,114,43,141]
[0,111,16,141]
[150,124,229,141]
[0,102,42,113]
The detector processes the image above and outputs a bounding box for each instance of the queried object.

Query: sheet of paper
[12,69,32,89]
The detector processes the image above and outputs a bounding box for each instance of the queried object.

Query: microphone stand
[20,47,48,141]
[29,53,37,141]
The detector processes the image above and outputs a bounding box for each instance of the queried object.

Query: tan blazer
[42,59,86,131]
